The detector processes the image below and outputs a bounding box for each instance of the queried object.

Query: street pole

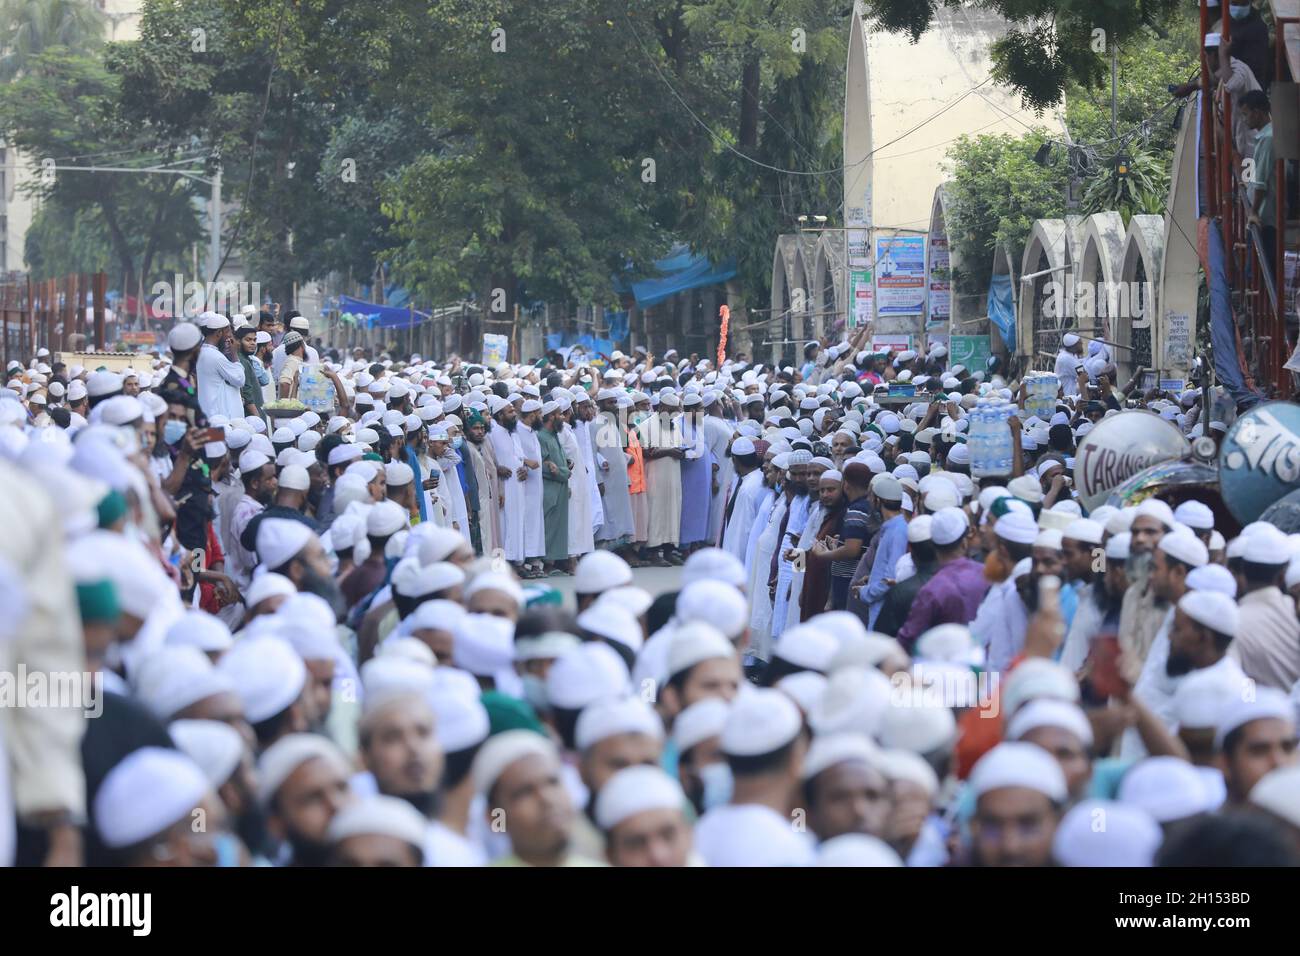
[209,167,222,283]
[1110,43,1118,138]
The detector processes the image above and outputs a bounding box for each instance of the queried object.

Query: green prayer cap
[96,489,128,529]
[480,690,547,737]
[76,579,120,624]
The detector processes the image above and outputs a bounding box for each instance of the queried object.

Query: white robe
[592,413,633,542]
[488,421,525,562]
[437,450,471,542]
[574,414,604,535]
[702,414,735,545]
[747,493,786,660]
[783,501,824,630]
[721,469,766,565]
[559,423,593,557]
[517,423,545,559]
[972,558,1031,674]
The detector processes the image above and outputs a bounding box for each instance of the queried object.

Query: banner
[987,274,1016,351]
[950,335,990,370]
[482,333,509,367]
[928,235,950,323]
[875,235,926,316]
[850,270,873,329]
[871,335,912,355]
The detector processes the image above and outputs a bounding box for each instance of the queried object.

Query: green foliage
[0,0,104,80]
[1081,146,1168,218]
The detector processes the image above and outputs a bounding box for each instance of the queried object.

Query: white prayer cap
[929,506,968,546]
[169,719,246,789]
[1249,765,1300,831]
[969,741,1068,802]
[681,547,748,588]
[452,612,515,676]
[1104,532,1131,561]
[464,570,524,608]
[325,795,427,861]
[1210,529,1225,551]
[277,463,310,493]
[772,624,838,673]
[875,748,939,797]
[168,322,203,351]
[1159,530,1208,568]
[810,665,892,737]
[575,695,664,751]
[66,380,88,402]
[1188,563,1239,594]
[776,671,828,713]
[1118,756,1220,821]
[472,729,557,797]
[721,687,802,757]
[676,579,748,639]
[1173,666,1249,729]
[1034,528,1063,551]
[359,656,434,713]
[1173,500,1214,530]
[546,642,630,710]
[594,765,685,832]
[907,515,933,543]
[576,603,643,653]
[995,512,1039,545]
[1053,800,1162,867]
[1007,698,1094,747]
[239,448,271,477]
[1177,590,1239,639]
[430,674,491,752]
[664,621,736,682]
[878,697,956,754]
[256,733,351,808]
[1215,686,1295,750]
[1001,658,1080,717]
[367,500,408,537]
[376,635,437,668]
[393,559,463,599]
[384,461,414,486]
[1134,497,1174,528]
[815,833,903,867]
[731,436,756,456]
[1008,474,1043,504]
[673,698,729,753]
[94,747,211,849]
[256,517,314,570]
[97,394,144,426]
[574,550,633,593]
[413,524,468,564]
[514,630,580,663]
[801,732,879,781]
[86,369,124,399]
[519,399,542,413]
[598,585,653,619]
[1063,518,1103,546]
[914,623,980,665]
[217,636,307,723]
[1240,524,1290,564]
[164,609,234,654]
[132,645,234,720]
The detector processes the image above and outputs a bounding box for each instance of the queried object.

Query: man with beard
[240,463,322,556]
[719,437,766,562]
[770,451,815,639]
[488,396,527,571]
[254,518,345,618]
[170,719,268,863]
[236,322,268,419]
[462,410,500,555]
[848,470,906,629]
[973,511,1037,672]
[516,400,547,577]
[537,402,572,574]
[570,393,604,544]
[1231,525,1300,691]
[359,692,445,855]
[228,449,278,591]
[1119,499,1175,662]
[591,391,635,554]
[1015,529,1065,622]
[259,734,356,866]
[874,516,939,638]
[473,730,599,866]
[1057,518,1106,672]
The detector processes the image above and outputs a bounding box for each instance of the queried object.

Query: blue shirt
[864,514,908,627]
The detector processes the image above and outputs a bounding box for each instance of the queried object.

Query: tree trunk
[738,54,761,150]
[99,200,136,319]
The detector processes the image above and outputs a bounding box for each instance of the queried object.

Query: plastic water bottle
[994,403,1013,475]
[298,363,335,414]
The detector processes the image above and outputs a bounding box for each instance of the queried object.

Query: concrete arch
[811,231,845,339]
[1117,214,1164,381]
[1017,218,1071,367]
[1076,212,1126,342]
[770,234,808,365]
[928,187,953,326]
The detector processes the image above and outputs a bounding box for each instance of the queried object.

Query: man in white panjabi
[592,392,634,544]
[516,399,546,571]
[702,392,735,546]
[487,399,526,565]
[557,399,594,559]
[639,392,684,561]
[572,393,604,540]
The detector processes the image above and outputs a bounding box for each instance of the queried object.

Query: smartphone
[1088,634,1127,699]
[202,427,225,443]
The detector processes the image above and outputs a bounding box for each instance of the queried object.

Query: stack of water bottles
[969,397,1015,478]
[1023,373,1059,421]
[297,363,336,414]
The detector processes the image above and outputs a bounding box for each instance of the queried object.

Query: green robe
[538,425,570,561]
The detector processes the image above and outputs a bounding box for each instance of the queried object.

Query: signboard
[928,235,950,322]
[871,335,913,355]
[949,334,990,370]
[119,331,157,346]
[1158,378,1186,393]
[875,235,926,316]
[482,333,509,367]
[847,229,870,266]
[1164,310,1192,368]
[850,269,874,329]
[1074,410,1191,510]
[1218,401,1300,525]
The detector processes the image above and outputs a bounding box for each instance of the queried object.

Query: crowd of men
[0,304,1298,868]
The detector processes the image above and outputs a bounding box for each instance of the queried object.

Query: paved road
[543,563,684,603]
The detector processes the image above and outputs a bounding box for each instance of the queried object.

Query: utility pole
[209,167,222,283]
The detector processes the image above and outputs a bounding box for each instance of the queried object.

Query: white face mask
[521,674,548,712]
[698,761,734,811]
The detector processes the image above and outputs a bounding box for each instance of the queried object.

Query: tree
[0,0,104,80]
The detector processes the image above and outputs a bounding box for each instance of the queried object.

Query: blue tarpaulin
[987,274,1016,351]
[618,247,737,309]
[546,332,615,358]
[336,295,430,330]
[1207,222,1262,408]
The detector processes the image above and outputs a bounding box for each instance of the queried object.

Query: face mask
[452,436,464,450]
[699,762,733,812]
[1229,4,1251,17]
[521,674,548,712]
[164,419,187,445]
